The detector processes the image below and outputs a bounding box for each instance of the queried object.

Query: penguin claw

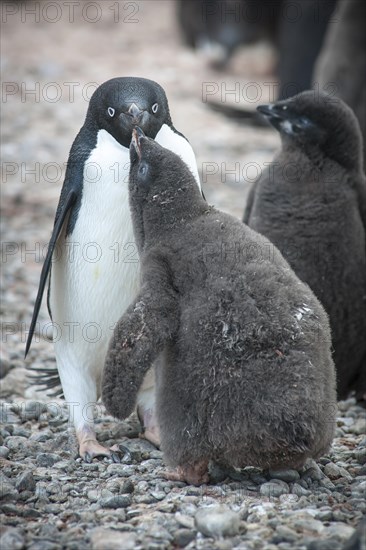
[84,452,93,464]
[79,439,123,462]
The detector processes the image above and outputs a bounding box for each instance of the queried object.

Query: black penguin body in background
[244,91,366,401]
[314,0,366,166]
[102,128,336,485]
[177,0,336,98]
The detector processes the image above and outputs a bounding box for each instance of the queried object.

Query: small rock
[273,525,299,543]
[99,495,132,509]
[260,480,290,498]
[15,471,36,492]
[324,462,351,480]
[355,448,366,464]
[268,469,300,483]
[0,474,18,502]
[91,528,136,550]
[0,445,10,458]
[87,490,99,502]
[173,529,196,547]
[120,479,134,494]
[294,518,325,535]
[291,483,310,497]
[301,462,323,481]
[19,401,47,422]
[5,436,28,451]
[349,418,365,435]
[105,464,135,477]
[0,527,25,550]
[325,523,356,541]
[175,512,195,529]
[36,453,61,467]
[195,505,240,537]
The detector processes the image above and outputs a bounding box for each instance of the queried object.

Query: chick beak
[131,126,145,159]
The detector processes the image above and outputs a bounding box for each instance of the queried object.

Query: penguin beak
[257,104,283,120]
[257,103,292,132]
[128,102,144,122]
[131,127,145,159]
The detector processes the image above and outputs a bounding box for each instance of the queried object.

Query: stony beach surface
[1,2,365,548]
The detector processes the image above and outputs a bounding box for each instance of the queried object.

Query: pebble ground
[1,1,365,549]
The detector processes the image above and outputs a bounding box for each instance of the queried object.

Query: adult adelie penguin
[25,77,201,461]
[102,128,336,485]
[244,91,366,402]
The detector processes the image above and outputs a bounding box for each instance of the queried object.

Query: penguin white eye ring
[107,107,115,117]
[152,103,159,114]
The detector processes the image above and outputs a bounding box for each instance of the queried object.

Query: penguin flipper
[102,256,178,420]
[25,190,77,358]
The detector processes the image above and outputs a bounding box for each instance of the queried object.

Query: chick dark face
[87,77,172,148]
[257,91,363,169]
[257,95,326,143]
[129,127,166,199]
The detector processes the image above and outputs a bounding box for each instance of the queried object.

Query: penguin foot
[77,426,126,462]
[79,439,123,463]
[164,460,210,486]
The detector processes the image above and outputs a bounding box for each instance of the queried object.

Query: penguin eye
[152,103,159,114]
[138,162,148,178]
[107,107,115,117]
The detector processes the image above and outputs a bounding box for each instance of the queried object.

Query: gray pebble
[195,505,240,537]
[355,448,366,465]
[325,523,356,540]
[15,471,36,492]
[269,469,300,483]
[260,480,290,498]
[302,462,323,481]
[105,463,135,477]
[291,483,310,497]
[90,528,136,550]
[19,401,47,421]
[293,518,325,535]
[173,529,196,547]
[0,527,25,550]
[0,474,18,502]
[120,479,134,494]
[175,512,195,529]
[324,462,352,480]
[5,436,28,451]
[349,418,366,435]
[0,445,10,458]
[36,453,61,467]
[99,495,132,509]
[273,525,299,543]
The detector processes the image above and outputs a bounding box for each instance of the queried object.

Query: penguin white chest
[50,129,139,338]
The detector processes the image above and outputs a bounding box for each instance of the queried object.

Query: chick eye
[138,163,148,177]
[107,107,115,117]
[152,103,159,114]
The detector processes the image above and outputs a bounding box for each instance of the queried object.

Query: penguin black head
[86,77,173,148]
[257,91,363,170]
